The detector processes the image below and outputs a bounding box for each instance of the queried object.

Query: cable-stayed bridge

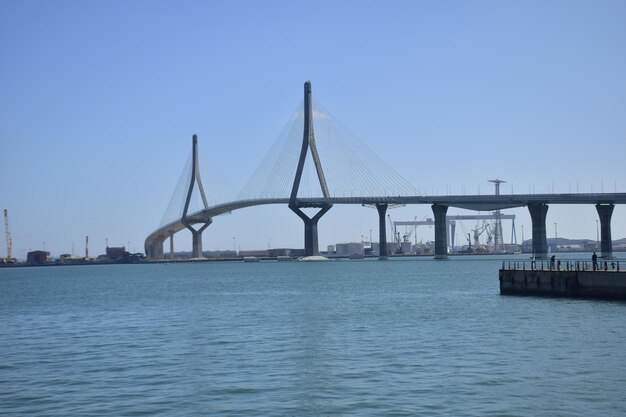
[145,82,626,260]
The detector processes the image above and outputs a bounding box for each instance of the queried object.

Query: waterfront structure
[393,213,517,252]
[27,250,50,265]
[335,242,365,257]
[145,82,626,260]
[181,135,211,259]
[288,81,332,257]
[500,260,625,299]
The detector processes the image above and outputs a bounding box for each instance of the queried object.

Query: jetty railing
[501,259,620,272]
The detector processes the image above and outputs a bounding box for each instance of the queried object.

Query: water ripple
[1,260,626,416]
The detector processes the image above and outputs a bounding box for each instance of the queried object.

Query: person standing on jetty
[592,251,598,271]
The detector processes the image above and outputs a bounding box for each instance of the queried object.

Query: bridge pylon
[289,81,332,256]
[181,134,212,258]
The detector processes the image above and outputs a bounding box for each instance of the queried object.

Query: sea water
[1,254,625,416]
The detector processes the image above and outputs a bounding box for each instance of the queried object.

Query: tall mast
[4,209,12,262]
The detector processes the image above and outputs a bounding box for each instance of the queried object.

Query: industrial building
[27,251,50,265]
[335,242,365,257]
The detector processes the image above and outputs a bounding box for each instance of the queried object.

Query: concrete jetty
[499,260,626,300]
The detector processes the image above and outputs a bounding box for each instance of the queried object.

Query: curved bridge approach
[146,193,626,260]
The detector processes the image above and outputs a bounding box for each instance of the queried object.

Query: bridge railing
[501,259,621,272]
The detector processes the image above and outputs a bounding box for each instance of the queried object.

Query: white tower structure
[488,179,506,253]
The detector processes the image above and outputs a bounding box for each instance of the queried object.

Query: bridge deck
[145,192,626,257]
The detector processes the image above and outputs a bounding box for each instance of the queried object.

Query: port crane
[402,228,413,243]
[387,214,402,243]
[471,221,493,248]
[392,215,415,244]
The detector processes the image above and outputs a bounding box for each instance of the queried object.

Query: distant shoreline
[2,249,624,268]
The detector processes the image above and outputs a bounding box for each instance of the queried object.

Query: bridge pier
[169,231,175,259]
[376,204,388,259]
[528,203,549,258]
[184,221,212,259]
[148,239,164,259]
[291,207,331,256]
[596,204,614,258]
[432,204,448,259]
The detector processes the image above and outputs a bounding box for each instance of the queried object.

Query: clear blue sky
[1,0,625,258]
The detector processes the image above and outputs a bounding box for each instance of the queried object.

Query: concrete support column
[432,204,448,259]
[190,230,202,259]
[149,241,164,259]
[376,204,388,259]
[303,218,320,256]
[596,204,614,258]
[528,204,549,258]
[169,231,175,260]
[185,220,212,259]
[291,206,331,256]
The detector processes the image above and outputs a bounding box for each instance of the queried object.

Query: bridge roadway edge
[145,193,626,259]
